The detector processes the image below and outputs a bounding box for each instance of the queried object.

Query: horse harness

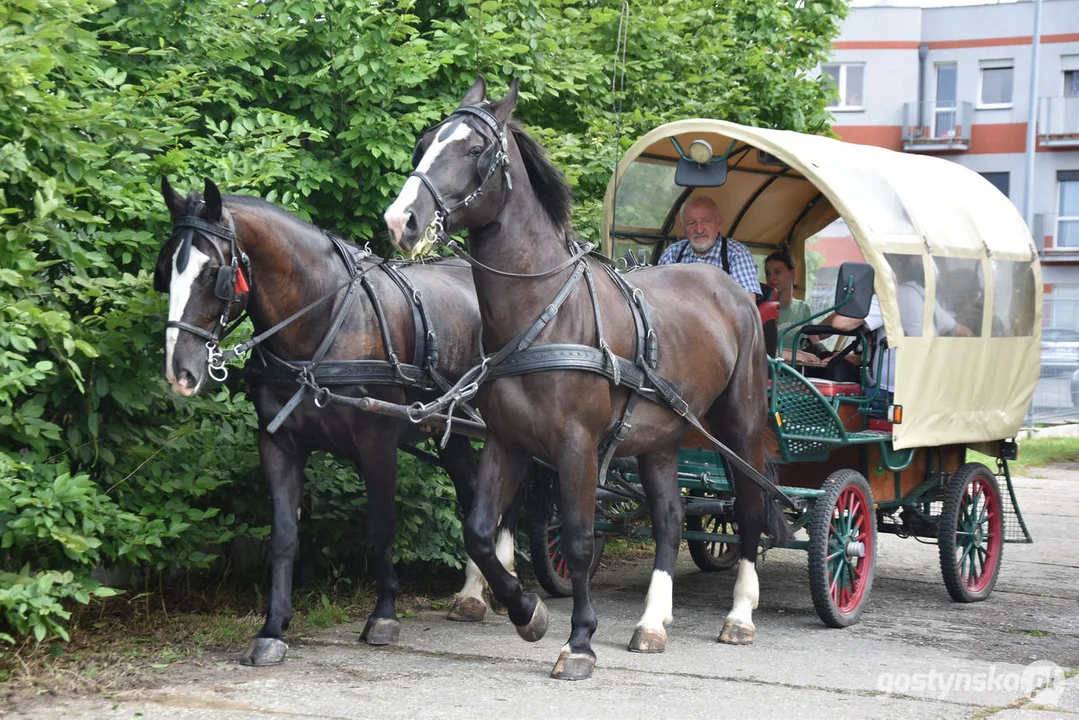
[407,104,798,510]
[164,212,464,435]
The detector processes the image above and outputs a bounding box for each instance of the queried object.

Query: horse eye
[468,145,483,156]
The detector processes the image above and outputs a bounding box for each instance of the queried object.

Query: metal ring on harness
[207,342,229,382]
[313,387,331,409]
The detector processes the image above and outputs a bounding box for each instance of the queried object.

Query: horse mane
[221,194,366,254]
[509,121,572,231]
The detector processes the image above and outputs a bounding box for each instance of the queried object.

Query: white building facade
[824,0,1079,327]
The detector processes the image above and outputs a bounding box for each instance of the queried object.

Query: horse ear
[490,78,519,124]
[203,178,222,221]
[161,176,185,218]
[461,75,487,106]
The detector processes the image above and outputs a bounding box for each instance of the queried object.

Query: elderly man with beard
[658,195,761,301]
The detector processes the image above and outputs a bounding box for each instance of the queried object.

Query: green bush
[0,0,844,645]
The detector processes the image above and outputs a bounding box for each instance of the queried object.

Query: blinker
[175,228,195,273]
[214,266,237,300]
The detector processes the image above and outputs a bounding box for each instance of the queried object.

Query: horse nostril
[406,213,417,231]
[178,369,196,389]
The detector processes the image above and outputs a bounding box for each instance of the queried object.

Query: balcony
[901,101,973,152]
[1038,96,1079,148]
[1034,213,1079,262]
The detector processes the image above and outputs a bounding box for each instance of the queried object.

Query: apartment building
[822,0,1079,327]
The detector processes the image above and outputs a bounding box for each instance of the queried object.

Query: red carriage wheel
[808,469,877,628]
[529,501,605,598]
[938,462,1004,603]
[686,501,740,573]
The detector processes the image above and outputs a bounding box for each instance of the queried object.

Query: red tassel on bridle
[235,267,249,294]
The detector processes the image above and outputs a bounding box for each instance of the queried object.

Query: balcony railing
[902,101,974,152]
[1034,213,1079,260]
[1037,96,1079,147]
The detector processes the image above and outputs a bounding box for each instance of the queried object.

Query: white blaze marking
[636,569,674,631]
[384,122,474,234]
[725,559,759,627]
[164,244,211,384]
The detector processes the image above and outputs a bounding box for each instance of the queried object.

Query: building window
[822,63,865,110]
[979,59,1014,107]
[1059,172,1079,248]
[980,172,1010,198]
[1066,69,1079,97]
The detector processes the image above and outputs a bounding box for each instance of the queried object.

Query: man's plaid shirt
[657,236,761,295]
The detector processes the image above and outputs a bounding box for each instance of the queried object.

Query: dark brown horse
[155,177,514,666]
[385,77,787,680]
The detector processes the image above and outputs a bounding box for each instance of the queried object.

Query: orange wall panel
[833,34,1079,51]
[969,123,1026,154]
[832,125,904,152]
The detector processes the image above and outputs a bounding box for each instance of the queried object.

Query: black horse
[385,77,787,680]
[155,177,514,665]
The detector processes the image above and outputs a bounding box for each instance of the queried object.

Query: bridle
[165,208,251,381]
[408,105,593,279]
[409,104,512,255]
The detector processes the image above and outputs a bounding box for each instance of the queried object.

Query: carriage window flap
[991,260,1035,337]
[885,253,926,337]
[932,257,985,337]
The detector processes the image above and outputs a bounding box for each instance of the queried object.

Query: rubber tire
[938,462,1004,603]
[808,469,877,628]
[685,494,740,572]
[530,502,605,598]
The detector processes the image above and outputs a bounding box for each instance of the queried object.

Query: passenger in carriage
[820,255,973,392]
[764,250,826,367]
[658,195,761,301]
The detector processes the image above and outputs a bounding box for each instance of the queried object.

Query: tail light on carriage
[888,405,903,424]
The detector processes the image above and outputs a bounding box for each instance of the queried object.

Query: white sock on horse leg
[726,559,759,627]
[636,570,674,631]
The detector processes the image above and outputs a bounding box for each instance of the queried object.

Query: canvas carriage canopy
[600,119,1042,450]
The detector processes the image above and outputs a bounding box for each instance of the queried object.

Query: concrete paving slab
[7,470,1077,719]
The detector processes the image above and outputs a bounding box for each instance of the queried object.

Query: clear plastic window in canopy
[613,160,681,233]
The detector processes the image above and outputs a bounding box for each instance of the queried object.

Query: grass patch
[0,578,441,705]
[1006,628,1054,637]
[968,436,1079,473]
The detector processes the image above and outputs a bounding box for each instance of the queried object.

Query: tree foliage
[0,0,845,644]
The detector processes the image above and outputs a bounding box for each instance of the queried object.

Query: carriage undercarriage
[530,365,1033,629]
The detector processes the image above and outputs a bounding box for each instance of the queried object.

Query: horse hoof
[239,637,288,666]
[446,596,487,622]
[514,597,548,642]
[485,589,509,616]
[628,627,667,653]
[551,649,596,681]
[360,617,400,646]
[718,619,754,645]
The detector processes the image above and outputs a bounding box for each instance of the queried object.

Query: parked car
[1041,327,1079,378]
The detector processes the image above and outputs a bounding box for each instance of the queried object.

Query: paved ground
[1031,376,1078,424]
[8,465,1078,720]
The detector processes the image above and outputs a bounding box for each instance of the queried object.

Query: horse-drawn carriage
[157,78,1041,679]
[530,117,1039,628]
[532,117,1039,626]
